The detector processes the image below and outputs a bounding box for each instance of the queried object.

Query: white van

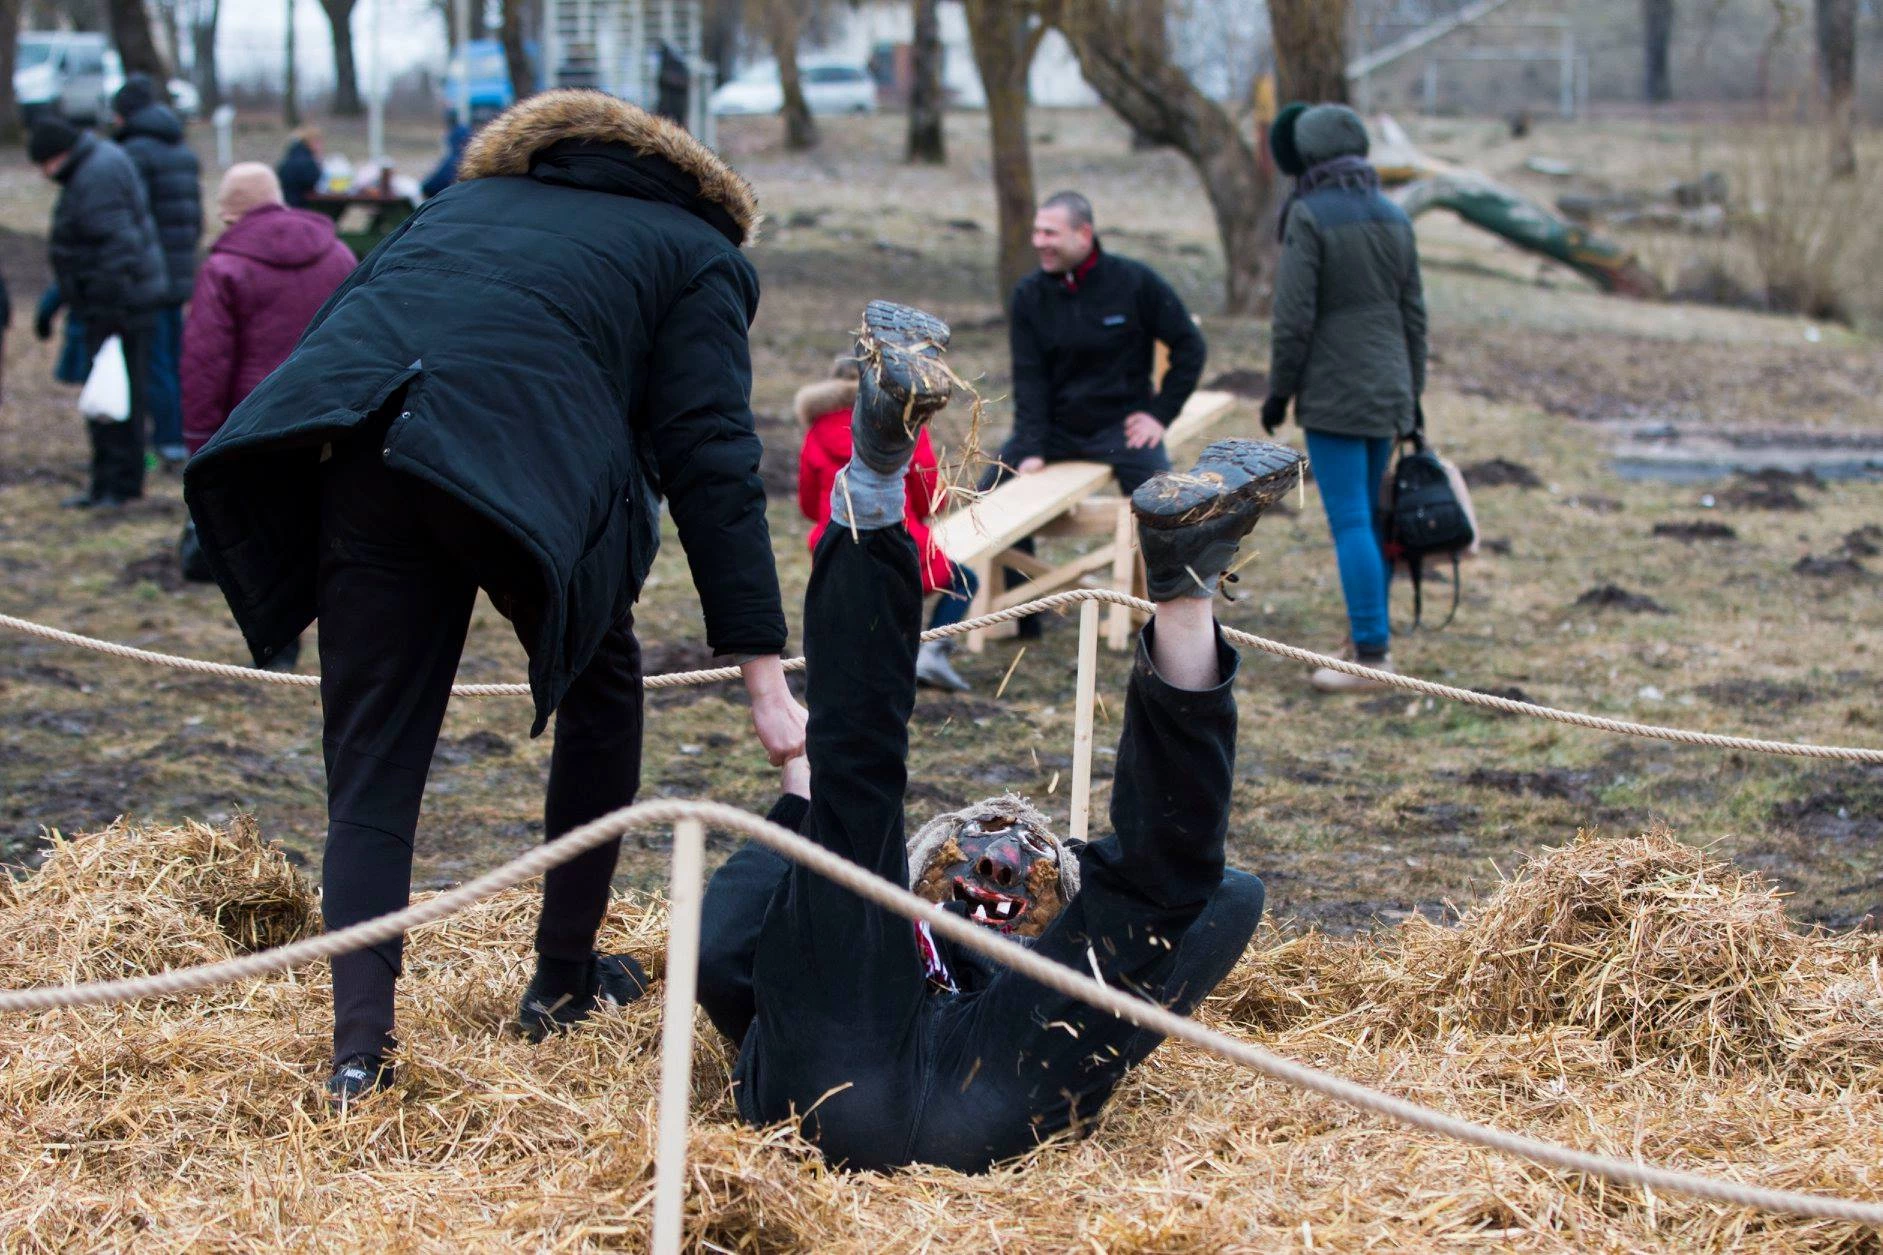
[15,32,114,126]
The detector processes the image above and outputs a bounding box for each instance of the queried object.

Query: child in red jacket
[797,356,977,691]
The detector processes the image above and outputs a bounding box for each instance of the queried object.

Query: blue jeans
[1304,430,1392,655]
[147,304,185,452]
[927,561,979,632]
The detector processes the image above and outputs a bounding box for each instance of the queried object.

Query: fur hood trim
[457,90,761,243]
[906,793,1082,901]
[795,378,858,425]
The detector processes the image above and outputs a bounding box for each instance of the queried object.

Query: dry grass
[3,818,1881,1251]
[1735,128,1883,324]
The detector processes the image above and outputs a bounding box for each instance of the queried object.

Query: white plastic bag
[79,335,131,423]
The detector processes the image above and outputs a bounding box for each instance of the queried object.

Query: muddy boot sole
[1131,439,1305,600]
[851,301,954,472]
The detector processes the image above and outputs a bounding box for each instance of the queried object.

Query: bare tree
[1271,0,1350,103]
[108,0,170,80]
[190,0,221,112]
[907,0,945,163]
[758,0,818,149]
[321,0,363,116]
[0,0,21,145]
[1643,0,1675,102]
[964,0,1048,297]
[285,0,300,127]
[1816,0,1856,177]
[1054,0,1277,314]
[501,0,536,101]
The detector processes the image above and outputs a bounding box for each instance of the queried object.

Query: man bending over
[697,301,1302,1172]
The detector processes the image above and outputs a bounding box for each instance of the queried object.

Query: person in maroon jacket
[179,163,356,668]
[181,163,357,455]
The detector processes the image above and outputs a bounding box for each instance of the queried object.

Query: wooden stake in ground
[1069,599,1101,844]
[653,817,707,1255]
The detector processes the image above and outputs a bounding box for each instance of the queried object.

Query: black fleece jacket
[1006,247,1206,461]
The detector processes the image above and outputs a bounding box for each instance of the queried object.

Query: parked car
[16,32,112,125]
[16,35,201,126]
[441,38,543,115]
[711,58,876,117]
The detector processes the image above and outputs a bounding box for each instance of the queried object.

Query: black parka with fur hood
[184,91,784,732]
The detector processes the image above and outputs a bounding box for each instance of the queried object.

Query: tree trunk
[108,0,170,80]
[1643,0,1675,102]
[965,0,1045,299]
[1056,0,1274,313]
[907,0,946,164]
[763,0,818,150]
[1269,0,1350,104]
[0,0,21,146]
[1816,0,1857,177]
[191,0,221,113]
[321,0,362,116]
[502,0,535,102]
[285,0,300,127]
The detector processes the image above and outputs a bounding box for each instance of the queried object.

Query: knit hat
[28,116,82,165]
[112,73,159,119]
[1267,101,1311,177]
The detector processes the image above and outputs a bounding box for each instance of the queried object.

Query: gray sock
[830,459,909,532]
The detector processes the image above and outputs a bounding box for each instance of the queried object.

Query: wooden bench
[930,390,1239,652]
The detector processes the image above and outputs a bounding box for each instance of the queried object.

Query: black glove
[1261,394,1290,435]
[34,308,53,342]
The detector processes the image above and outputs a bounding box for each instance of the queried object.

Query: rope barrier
[1,798,1878,1226]
[5,596,1882,762]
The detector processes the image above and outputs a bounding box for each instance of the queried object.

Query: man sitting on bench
[697,301,1303,1172]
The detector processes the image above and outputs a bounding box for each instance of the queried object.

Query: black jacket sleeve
[1144,268,1204,424]
[639,253,787,657]
[1007,283,1053,461]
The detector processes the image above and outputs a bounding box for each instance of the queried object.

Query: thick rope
[5,598,1882,762]
[0,797,1878,1226]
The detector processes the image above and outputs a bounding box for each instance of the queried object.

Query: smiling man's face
[912,809,1069,938]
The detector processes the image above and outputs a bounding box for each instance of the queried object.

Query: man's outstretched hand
[1016,456,1046,475]
[742,655,808,766]
[1123,410,1166,450]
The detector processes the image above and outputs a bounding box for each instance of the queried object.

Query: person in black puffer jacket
[33,116,168,508]
[184,90,808,1108]
[113,74,202,468]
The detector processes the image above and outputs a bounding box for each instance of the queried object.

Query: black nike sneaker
[325,1053,393,1110]
[850,300,953,474]
[515,951,650,1042]
[1131,439,1305,601]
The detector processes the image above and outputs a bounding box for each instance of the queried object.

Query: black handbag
[1383,406,1477,630]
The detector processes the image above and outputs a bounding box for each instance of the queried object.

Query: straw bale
[2,818,1881,1253]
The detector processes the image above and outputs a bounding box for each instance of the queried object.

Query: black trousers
[981,425,1173,620]
[316,436,644,1063]
[701,523,1261,1172]
[82,323,153,501]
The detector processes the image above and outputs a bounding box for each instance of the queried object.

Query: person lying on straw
[695,300,1301,1172]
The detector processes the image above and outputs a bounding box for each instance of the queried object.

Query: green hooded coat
[1268,105,1428,440]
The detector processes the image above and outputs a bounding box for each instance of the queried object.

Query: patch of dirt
[435,731,515,766]
[1461,458,1542,489]
[1793,554,1868,579]
[910,696,1004,724]
[1204,368,1267,399]
[1770,769,1883,844]
[1842,525,1882,557]
[1694,678,1820,711]
[642,639,725,708]
[1562,493,1624,514]
[753,410,799,498]
[118,550,185,592]
[1716,469,1823,512]
[1574,584,1669,614]
[1652,520,1738,542]
[1455,766,1600,806]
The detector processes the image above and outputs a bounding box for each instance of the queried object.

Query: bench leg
[965,555,993,653]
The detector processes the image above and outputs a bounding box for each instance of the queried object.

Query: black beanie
[112,73,158,118]
[28,116,82,165]
[1268,102,1311,178]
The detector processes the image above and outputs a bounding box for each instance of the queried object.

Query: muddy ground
[1,108,1879,931]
